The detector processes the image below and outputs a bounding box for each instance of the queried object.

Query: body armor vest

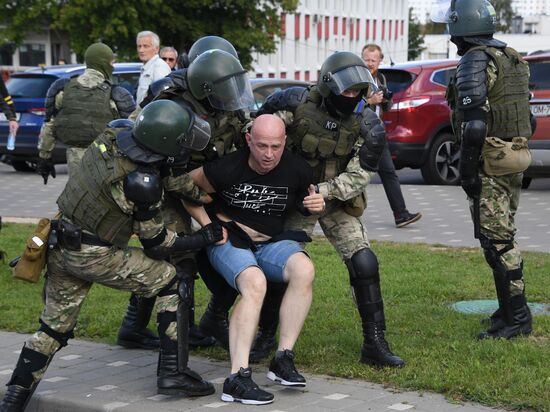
[448,46,532,141]
[57,129,138,247]
[287,87,360,183]
[54,78,115,147]
[155,86,242,167]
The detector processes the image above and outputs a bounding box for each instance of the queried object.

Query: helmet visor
[430,0,452,23]
[177,112,211,151]
[326,65,376,96]
[206,71,254,111]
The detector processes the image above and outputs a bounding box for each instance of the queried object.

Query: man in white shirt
[136,31,171,105]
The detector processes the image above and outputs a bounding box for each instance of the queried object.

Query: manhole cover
[450,300,550,315]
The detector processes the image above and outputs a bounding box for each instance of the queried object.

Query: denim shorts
[206,239,305,291]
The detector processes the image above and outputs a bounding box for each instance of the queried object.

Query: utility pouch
[482,136,531,176]
[58,219,82,251]
[344,192,367,217]
[13,218,51,283]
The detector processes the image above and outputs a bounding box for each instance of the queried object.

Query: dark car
[0,63,142,171]
[379,54,550,186]
[0,66,306,172]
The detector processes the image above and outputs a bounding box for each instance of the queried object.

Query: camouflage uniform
[1,119,218,410]
[38,69,135,176]
[447,39,533,339]
[258,84,405,367]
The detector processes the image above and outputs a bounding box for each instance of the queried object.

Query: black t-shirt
[203,147,313,237]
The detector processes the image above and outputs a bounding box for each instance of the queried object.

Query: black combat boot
[249,282,285,363]
[198,295,232,350]
[361,322,405,368]
[157,350,215,396]
[477,295,532,340]
[0,346,52,412]
[157,308,214,396]
[117,294,159,350]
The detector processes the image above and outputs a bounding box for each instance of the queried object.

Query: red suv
[380,54,550,186]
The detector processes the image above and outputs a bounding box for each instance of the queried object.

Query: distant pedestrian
[160,46,178,70]
[135,31,171,104]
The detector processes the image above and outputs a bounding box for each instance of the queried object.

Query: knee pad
[38,319,74,348]
[345,248,380,287]
[8,346,50,388]
[158,275,178,297]
[480,235,514,270]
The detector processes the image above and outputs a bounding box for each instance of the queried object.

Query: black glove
[197,222,224,245]
[461,176,481,199]
[37,158,56,184]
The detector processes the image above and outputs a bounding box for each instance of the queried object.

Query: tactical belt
[81,232,112,247]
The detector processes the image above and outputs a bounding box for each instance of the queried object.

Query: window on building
[295,13,301,39]
[268,72,275,78]
[325,16,330,40]
[0,44,14,66]
[389,20,392,40]
[342,17,347,36]
[395,20,399,40]
[334,16,339,35]
[317,16,323,39]
[305,15,310,39]
[19,43,46,66]
[381,20,385,40]
[401,20,404,36]
[256,73,263,78]
[373,20,377,40]
[356,18,360,40]
[281,13,287,36]
[280,71,287,79]
[349,19,354,40]
[366,20,370,40]
[304,71,310,82]
[295,71,301,80]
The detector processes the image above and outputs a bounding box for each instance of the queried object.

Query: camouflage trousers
[284,198,370,260]
[26,244,178,382]
[470,170,524,296]
[66,147,88,178]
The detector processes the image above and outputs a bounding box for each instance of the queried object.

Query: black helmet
[188,35,238,63]
[132,99,211,156]
[431,0,496,36]
[187,49,253,111]
[318,51,375,98]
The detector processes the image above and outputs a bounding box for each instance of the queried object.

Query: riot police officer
[36,42,135,183]
[0,100,222,412]
[432,0,533,339]
[255,51,405,367]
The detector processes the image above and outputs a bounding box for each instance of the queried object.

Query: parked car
[379,53,550,186]
[0,62,305,172]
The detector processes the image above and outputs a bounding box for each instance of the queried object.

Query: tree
[0,0,299,69]
[408,8,425,61]
[492,0,514,33]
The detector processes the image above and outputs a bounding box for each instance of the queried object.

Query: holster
[344,192,367,217]
[58,219,82,251]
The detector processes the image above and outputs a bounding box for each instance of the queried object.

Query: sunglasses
[162,57,176,62]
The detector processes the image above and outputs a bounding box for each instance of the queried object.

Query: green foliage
[408,8,425,61]
[492,0,514,33]
[1,223,550,410]
[0,0,299,69]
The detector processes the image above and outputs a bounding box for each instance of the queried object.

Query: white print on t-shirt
[222,184,289,215]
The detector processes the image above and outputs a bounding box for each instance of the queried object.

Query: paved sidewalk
[0,332,505,412]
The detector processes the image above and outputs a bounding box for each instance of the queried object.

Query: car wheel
[11,160,37,172]
[421,132,460,185]
[521,177,532,189]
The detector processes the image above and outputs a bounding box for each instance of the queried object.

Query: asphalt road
[1,162,549,253]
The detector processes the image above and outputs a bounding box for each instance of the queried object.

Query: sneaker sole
[266,371,306,387]
[221,393,274,405]
[396,213,422,228]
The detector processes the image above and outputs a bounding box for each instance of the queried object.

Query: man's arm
[188,167,216,194]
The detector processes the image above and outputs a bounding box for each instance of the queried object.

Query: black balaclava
[84,42,114,81]
[326,91,363,117]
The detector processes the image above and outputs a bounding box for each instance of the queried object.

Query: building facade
[252,0,409,81]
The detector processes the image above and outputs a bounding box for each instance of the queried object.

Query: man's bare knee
[237,267,267,302]
[285,253,315,285]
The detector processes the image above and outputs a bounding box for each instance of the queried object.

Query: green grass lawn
[1,222,550,410]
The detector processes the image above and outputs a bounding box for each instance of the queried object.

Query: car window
[7,76,56,98]
[252,85,284,111]
[379,70,416,93]
[431,68,456,87]
[528,61,550,90]
[113,72,140,96]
